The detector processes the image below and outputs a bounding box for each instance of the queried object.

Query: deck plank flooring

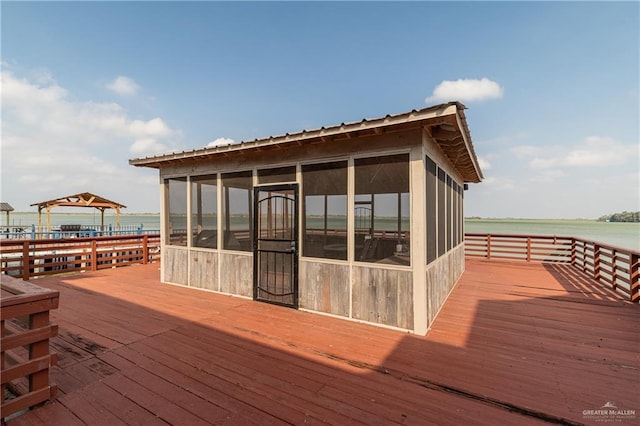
[5,259,638,425]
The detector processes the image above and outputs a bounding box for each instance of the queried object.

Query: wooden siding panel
[299,261,349,317]
[162,247,188,285]
[453,244,465,282]
[426,245,465,326]
[426,257,447,326]
[352,266,413,330]
[189,250,218,291]
[219,253,253,297]
[397,275,414,331]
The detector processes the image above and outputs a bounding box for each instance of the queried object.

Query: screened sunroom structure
[130,102,482,335]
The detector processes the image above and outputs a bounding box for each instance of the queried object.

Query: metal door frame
[252,183,299,308]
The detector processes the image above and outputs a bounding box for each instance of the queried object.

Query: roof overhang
[130,102,483,183]
[0,202,14,212]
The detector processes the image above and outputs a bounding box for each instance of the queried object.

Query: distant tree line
[597,211,640,222]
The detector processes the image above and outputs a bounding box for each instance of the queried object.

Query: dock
[4,258,638,425]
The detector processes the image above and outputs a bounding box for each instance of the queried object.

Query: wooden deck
[5,259,638,425]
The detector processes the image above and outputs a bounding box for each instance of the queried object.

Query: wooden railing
[465,233,639,303]
[0,234,160,280]
[1,275,59,420]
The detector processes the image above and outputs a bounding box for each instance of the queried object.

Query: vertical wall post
[410,144,427,334]
[347,157,355,320]
[217,173,223,292]
[159,178,166,283]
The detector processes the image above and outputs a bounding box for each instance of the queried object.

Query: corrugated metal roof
[130,102,483,183]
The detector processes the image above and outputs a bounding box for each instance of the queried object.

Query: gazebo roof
[0,202,14,212]
[31,192,126,210]
[130,102,483,183]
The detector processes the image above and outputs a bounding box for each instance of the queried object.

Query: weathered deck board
[6,259,638,425]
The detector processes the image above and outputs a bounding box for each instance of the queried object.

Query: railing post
[22,241,30,281]
[526,236,531,262]
[630,253,639,303]
[91,240,97,272]
[29,311,50,393]
[571,238,576,266]
[487,234,491,260]
[1,318,5,404]
[593,244,601,281]
[611,249,617,291]
[142,235,149,264]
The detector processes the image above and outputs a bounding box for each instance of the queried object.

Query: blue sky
[2,1,638,218]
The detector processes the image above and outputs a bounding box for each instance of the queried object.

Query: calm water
[465,219,639,251]
[3,212,162,231]
[4,213,638,251]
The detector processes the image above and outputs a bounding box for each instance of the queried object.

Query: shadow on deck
[5,259,639,425]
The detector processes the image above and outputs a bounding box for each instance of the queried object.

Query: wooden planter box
[1,275,59,420]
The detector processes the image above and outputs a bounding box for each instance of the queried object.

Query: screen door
[253,184,298,308]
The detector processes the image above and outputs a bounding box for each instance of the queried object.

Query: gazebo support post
[37,207,43,239]
[46,206,52,235]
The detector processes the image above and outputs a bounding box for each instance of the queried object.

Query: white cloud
[106,75,139,96]
[207,137,237,147]
[1,68,179,211]
[477,132,531,148]
[510,145,540,159]
[425,78,504,103]
[518,136,636,170]
[529,170,567,183]
[530,157,560,170]
[477,156,492,170]
[130,138,168,154]
[129,117,173,138]
[2,70,176,152]
[481,176,515,190]
[565,136,634,167]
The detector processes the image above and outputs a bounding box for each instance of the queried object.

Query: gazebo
[30,192,126,233]
[130,102,482,335]
[1,202,14,227]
